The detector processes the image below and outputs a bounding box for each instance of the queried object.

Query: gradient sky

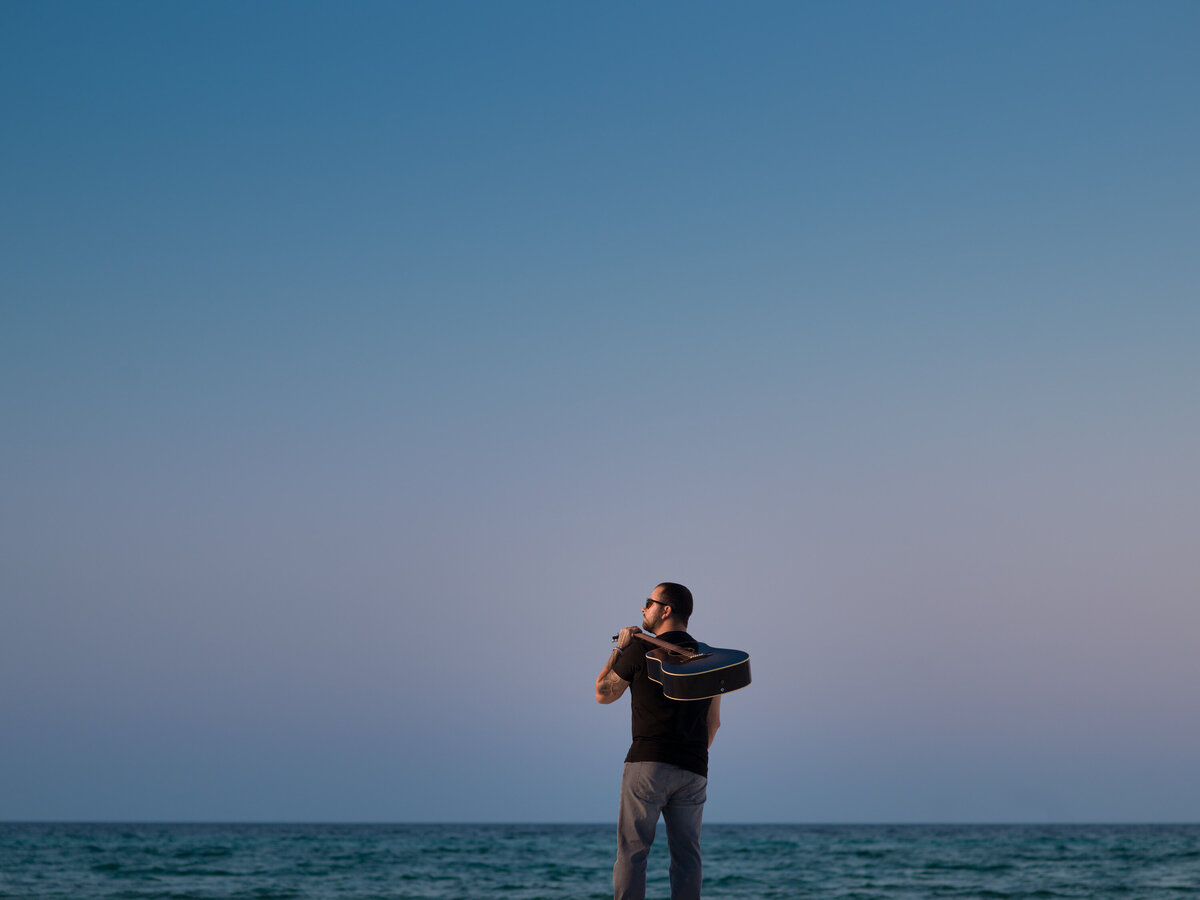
[3,1,1198,823]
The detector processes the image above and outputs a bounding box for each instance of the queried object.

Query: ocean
[1,823,1197,899]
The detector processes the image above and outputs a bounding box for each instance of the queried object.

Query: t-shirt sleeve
[612,646,641,682]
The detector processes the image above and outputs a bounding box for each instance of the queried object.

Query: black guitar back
[644,642,751,701]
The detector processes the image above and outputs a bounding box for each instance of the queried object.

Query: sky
[2,1,1198,824]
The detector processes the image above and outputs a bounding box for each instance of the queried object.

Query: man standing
[595,582,721,900]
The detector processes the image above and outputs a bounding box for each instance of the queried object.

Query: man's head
[642,582,693,634]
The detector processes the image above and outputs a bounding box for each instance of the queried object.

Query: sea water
[1,822,1198,899]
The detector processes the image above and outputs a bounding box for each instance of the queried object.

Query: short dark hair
[656,582,693,624]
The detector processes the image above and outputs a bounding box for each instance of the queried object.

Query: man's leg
[661,767,707,900]
[614,762,666,900]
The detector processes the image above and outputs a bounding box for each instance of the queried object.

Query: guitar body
[644,642,751,701]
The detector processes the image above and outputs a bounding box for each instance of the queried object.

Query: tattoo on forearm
[598,674,616,695]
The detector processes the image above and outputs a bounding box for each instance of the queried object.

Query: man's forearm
[707,696,722,748]
[595,649,628,703]
[597,649,618,682]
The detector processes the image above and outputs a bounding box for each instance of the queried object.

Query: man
[595,582,721,900]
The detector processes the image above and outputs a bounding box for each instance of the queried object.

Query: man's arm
[595,651,630,704]
[596,626,639,704]
[707,695,721,748]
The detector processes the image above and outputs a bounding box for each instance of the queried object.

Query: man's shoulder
[657,630,699,647]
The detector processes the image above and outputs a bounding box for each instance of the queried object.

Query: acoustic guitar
[614,631,751,701]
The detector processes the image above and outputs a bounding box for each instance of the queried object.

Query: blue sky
[3,1,1198,823]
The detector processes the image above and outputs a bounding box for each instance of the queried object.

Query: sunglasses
[643,598,667,610]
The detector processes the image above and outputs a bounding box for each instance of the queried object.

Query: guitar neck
[629,632,704,661]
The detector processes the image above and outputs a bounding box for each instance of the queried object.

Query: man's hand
[615,625,642,650]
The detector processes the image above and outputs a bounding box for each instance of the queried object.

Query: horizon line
[5,820,1199,827]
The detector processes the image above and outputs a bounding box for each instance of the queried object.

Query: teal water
[1,823,1198,899]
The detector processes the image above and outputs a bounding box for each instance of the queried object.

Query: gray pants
[614,761,708,900]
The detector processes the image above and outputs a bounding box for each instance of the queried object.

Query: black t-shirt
[612,630,712,777]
